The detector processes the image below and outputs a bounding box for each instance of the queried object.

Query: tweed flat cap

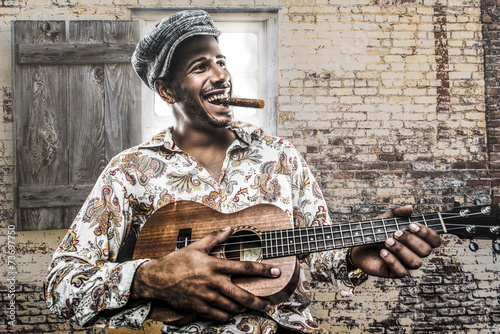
[132,10,221,91]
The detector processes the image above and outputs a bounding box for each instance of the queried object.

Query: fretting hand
[350,205,441,278]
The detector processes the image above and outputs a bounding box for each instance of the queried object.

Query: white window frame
[131,8,279,140]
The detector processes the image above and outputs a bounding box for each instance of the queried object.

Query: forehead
[171,35,222,68]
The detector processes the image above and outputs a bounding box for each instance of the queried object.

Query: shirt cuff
[334,248,368,297]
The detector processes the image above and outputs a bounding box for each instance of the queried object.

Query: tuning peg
[493,240,500,254]
[474,199,482,206]
[469,240,479,252]
[453,200,461,207]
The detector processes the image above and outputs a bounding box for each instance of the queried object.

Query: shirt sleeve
[44,161,152,329]
[289,148,368,295]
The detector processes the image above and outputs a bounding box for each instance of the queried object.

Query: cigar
[226,98,265,109]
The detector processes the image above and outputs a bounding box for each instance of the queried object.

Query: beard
[174,84,233,129]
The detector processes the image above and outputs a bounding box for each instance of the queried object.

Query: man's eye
[217,61,226,68]
[193,64,207,72]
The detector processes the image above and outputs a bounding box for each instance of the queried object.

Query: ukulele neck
[261,214,446,259]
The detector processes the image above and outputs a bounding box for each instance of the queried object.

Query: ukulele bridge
[176,228,192,250]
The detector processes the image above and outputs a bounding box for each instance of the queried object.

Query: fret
[371,219,386,242]
[272,230,279,258]
[263,231,268,258]
[338,223,346,247]
[360,220,375,244]
[330,224,344,249]
[385,218,399,236]
[297,228,304,255]
[358,221,366,245]
[324,225,334,250]
[314,226,321,252]
[381,218,389,240]
[421,214,428,227]
[269,231,274,258]
[348,222,355,247]
[286,229,293,256]
[322,226,328,251]
[369,219,376,242]
[298,228,307,254]
[394,217,400,231]
[279,229,284,257]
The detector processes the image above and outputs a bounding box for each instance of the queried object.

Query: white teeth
[206,93,229,102]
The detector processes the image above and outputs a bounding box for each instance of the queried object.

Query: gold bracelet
[347,247,358,271]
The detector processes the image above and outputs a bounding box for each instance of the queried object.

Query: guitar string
[202,211,497,258]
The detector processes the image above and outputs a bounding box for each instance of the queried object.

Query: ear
[154,79,176,104]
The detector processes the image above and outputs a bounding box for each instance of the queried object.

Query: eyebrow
[186,55,226,71]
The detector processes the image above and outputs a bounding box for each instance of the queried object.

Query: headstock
[441,202,500,253]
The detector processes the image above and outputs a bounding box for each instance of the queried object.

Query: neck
[171,124,235,152]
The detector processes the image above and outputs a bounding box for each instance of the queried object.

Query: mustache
[201,82,231,95]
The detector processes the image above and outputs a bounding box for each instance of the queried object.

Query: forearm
[45,255,150,327]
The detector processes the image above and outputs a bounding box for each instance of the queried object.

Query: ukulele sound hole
[224,228,262,262]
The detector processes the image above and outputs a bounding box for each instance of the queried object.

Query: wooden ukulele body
[132,201,300,325]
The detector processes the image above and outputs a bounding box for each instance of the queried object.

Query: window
[131,9,279,141]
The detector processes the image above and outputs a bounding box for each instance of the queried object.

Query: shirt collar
[138,121,264,152]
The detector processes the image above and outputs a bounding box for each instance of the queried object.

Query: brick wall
[483,0,500,203]
[1,0,499,333]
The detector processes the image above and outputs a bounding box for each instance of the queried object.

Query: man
[45,10,441,333]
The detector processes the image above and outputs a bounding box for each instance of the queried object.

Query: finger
[393,229,432,258]
[380,248,407,278]
[193,226,232,253]
[194,301,234,322]
[376,205,413,219]
[407,223,441,248]
[392,205,413,217]
[200,288,248,315]
[216,279,270,312]
[385,237,423,270]
[215,259,281,278]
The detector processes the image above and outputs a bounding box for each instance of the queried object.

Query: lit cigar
[226,98,265,109]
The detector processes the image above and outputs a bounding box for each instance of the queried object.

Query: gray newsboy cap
[132,10,221,91]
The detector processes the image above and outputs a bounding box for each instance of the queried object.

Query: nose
[210,62,230,84]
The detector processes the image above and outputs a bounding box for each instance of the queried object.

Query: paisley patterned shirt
[45,122,367,333]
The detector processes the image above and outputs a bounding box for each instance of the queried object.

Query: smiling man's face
[166,35,234,130]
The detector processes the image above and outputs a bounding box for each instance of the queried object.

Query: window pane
[219,33,258,73]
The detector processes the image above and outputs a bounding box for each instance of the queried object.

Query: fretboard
[261,213,447,259]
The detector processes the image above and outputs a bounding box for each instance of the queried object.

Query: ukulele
[132,200,500,324]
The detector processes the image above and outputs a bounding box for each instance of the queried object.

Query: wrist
[346,247,359,272]
[130,260,154,302]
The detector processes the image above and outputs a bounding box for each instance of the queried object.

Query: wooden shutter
[12,20,141,230]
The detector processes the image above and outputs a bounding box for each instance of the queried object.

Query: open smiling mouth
[204,92,230,106]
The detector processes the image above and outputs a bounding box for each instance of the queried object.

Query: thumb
[193,226,232,253]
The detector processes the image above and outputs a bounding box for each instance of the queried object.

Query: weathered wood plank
[20,208,68,231]
[70,20,104,43]
[68,21,107,185]
[105,64,142,159]
[16,43,137,65]
[13,21,68,230]
[104,21,142,159]
[18,184,94,208]
[68,64,107,183]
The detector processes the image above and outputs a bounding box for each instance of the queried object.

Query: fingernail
[271,268,280,277]
[394,230,403,239]
[386,238,395,247]
[222,226,231,232]
[381,249,389,257]
[409,223,420,233]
